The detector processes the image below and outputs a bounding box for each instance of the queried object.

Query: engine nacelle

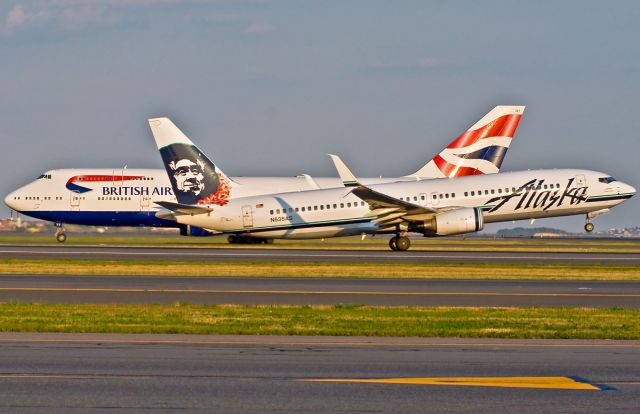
[410,207,484,236]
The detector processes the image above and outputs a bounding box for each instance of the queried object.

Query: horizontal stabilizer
[155,201,213,215]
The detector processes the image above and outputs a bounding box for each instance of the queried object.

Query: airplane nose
[626,183,636,197]
[4,192,16,210]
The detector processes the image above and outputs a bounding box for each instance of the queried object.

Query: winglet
[329,154,360,187]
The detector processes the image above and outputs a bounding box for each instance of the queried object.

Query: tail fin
[148,117,233,206]
[406,105,525,179]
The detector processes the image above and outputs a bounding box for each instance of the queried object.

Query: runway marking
[303,376,601,390]
[0,287,639,298]
[0,249,638,261]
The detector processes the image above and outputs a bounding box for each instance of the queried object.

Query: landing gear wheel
[389,237,398,251]
[55,232,67,243]
[584,222,594,233]
[395,236,411,251]
[228,235,238,244]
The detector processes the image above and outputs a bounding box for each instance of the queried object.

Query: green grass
[2,234,640,253]
[0,303,638,339]
[1,258,639,280]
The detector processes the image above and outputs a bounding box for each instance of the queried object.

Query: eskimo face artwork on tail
[159,143,231,205]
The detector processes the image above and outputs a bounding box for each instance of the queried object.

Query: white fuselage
[3,168,416,228]
[166,169,635,239]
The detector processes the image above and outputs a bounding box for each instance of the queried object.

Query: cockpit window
[37,174,52,179]
[598,176,616,184]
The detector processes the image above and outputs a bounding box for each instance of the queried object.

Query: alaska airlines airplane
[152,123,635,251]
[4,106,525,242]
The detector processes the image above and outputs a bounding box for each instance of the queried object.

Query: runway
[0,333,638,413]
[1,245,639,264]
[1,275,639,307]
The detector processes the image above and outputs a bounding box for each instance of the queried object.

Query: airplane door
[575,174,587,188]
[242,205,253,227]
[140,195,151,211]
[429,192,440,206]
[70,191,81,210]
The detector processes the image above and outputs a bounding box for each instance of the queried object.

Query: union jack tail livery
[407,105,525,179]
[149,118,234,206]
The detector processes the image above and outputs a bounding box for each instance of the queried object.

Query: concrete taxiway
[1,245,639,264]
[0,333,638,413]
[1,275,639,307]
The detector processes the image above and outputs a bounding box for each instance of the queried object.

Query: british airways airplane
[151,117,635,251]
[4,106,525,242]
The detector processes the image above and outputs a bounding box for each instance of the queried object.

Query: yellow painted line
[0,287,638,297]
[304,376,600,390]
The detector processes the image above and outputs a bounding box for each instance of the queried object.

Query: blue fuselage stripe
[20,211,178,228]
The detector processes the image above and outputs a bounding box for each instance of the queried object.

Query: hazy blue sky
[1,0,638,231]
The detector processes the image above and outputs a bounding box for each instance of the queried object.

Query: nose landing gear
[54,223,66,243]
[584,222,594,233]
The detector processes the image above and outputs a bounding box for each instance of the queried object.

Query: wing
[329,154,466,226]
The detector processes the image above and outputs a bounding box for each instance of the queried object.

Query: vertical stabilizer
[407,105,525,179]
[148,117,234,206]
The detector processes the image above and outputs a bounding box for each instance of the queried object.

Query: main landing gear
[54,223,67,243]
[584,222,595,233]
[228,235,274,245]
[389,234,411,251]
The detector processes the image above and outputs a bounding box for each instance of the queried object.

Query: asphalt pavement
[0,333,638,413]
[1,275,639,307]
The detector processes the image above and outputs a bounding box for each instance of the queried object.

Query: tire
[389,237,398,251]
[228,235,237,244]
[584,222,594,233]
[56,233,67,243]
[395,236,411,251]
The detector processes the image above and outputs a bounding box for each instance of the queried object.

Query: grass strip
[0,303,638,339]
[2,235,640,253]
[1,259,639,280]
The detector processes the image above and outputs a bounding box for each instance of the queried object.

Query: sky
[1,0,639,232]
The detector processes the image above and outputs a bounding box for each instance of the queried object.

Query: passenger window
[421,195,425,200]
[313,206,318,211]
[464,192,468,197]
[439,194,443,199]
[432,194,437,199]
[498,189,502,194]
[340,203,344,208]
[451,193,455,198]
[347,202,351,208]
[490,189,495,194]
[320,205,324,210]
[276,209,280,214]
[413,196,417,201]
[295,207,299,212]
[301,207,306,212]
[445,194,449,199]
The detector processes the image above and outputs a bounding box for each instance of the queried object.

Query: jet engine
[410,207,484,236]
